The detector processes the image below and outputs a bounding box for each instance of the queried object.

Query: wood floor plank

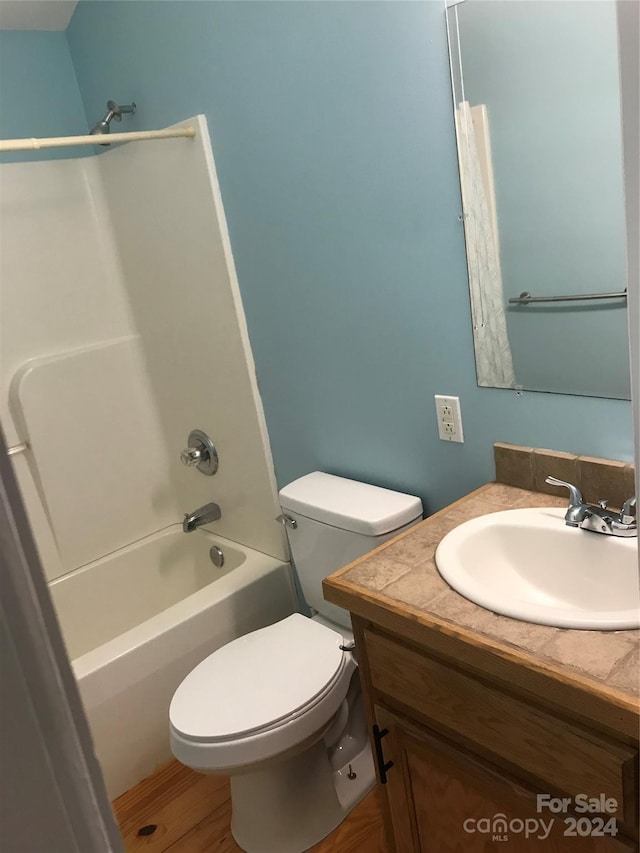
[112,759,387,853]
[311,791,386,853]
[169,788,386,853]
[164,800,241,853]
[113,760,227,853]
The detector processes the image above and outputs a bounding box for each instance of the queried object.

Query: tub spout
[183,502,221,533]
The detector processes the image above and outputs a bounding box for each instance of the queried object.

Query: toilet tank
[279,473,423,629]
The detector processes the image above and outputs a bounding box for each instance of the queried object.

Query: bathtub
[49,525,297,799]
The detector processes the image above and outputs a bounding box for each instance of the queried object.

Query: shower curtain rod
[0,125,196,153]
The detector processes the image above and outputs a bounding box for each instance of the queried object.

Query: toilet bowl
[170,472,422,852]
[170,614,371,852]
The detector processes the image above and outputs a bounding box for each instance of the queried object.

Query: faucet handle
[620,496,637,525]
[545,476,584,506]
[181,446,202,467]
[180,429,219,476]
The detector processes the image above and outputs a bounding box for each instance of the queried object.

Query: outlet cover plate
[435,394,464,443]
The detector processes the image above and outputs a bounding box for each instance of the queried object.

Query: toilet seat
[169,614,357,772]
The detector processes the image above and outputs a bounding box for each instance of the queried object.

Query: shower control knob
[181,447,202,467]
[180,430,219,476]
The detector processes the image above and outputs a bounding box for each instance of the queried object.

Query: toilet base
[230,740,374,853]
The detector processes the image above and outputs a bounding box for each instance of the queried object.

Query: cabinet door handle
[373,724,394,784]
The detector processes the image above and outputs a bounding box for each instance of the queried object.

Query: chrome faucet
[183,502,222,533]
[546,477,637,538]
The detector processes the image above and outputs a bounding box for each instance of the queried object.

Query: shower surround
[0,115,296,796]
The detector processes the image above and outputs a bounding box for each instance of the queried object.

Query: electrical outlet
[435,395,464,443]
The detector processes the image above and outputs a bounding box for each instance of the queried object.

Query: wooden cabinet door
[375,706,634,853]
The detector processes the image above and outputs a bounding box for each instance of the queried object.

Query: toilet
[169,472,422,853]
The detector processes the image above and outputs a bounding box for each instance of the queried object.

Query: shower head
[90,100,137,144]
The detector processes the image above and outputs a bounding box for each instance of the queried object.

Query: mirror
[447,0,630,400]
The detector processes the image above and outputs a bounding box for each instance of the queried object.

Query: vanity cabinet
[351,619,639,853]
[375,707,633,852]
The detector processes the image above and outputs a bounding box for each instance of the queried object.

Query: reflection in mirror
[447,0,630,400]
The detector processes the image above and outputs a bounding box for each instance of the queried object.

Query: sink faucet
[183,502,222,533]
[545,477,637,538]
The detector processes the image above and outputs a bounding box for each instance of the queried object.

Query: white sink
[435,507,640,630]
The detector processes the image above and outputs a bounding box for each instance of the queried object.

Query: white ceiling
[0,1,78,31]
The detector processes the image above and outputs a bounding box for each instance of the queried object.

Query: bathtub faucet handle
[180,429,219,476]
[181,446,202,466]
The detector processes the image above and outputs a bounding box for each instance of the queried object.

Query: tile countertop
[323,483,640,706]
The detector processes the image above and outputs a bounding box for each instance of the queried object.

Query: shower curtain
[455,101,515,388]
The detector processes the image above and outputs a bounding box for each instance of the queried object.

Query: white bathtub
[49,525,296,799]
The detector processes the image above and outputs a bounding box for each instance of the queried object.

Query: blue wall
[0,31,88,161]
[65,1,633,513]
[457,0,629,399]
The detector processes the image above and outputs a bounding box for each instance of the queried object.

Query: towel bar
[509,290,627,305]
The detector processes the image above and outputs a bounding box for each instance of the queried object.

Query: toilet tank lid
[279,472,422,536]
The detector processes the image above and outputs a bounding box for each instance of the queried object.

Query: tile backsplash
[494,442,636,510]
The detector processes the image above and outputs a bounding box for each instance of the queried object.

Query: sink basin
[435,507,640,630]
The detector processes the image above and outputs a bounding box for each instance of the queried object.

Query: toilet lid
[169,614,346,741]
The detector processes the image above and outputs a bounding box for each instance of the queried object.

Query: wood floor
[113,760,387,853]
